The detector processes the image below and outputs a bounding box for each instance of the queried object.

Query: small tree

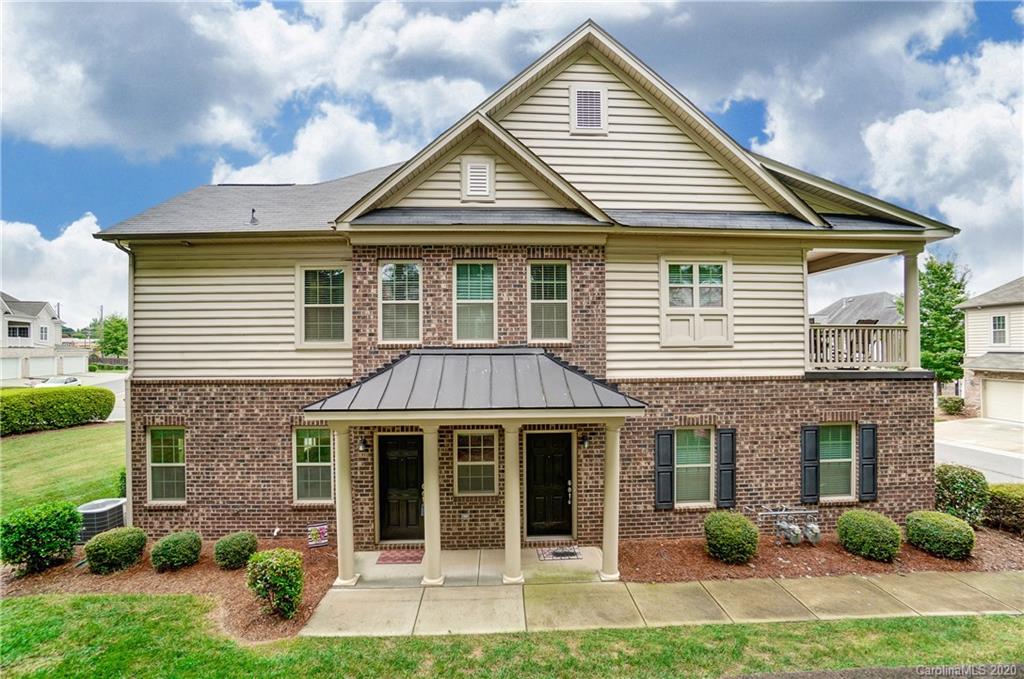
[98,315,128,357]
[919,255,969,386]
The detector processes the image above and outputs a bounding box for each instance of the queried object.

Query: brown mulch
[0,538,336,643]
[620,527,1024,583]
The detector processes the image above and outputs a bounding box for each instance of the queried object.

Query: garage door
[1,357,21,380]
[28,357,56,377]
[984,379,1024,423]
[61,355,88,374]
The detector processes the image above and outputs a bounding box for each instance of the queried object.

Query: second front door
[379,435,424,541]
[526,432,573,536]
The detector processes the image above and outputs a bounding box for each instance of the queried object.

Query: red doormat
[376,549,424,565]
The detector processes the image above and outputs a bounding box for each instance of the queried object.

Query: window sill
[292,501,334,508]
[674,502,714,512]
[145,502,187,509]
[453,492,499,499]
[528,340,572,347]
[378,341,421,348]
[818,496,858,506]
[453,341,499,348]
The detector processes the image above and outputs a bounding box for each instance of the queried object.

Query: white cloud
[1,215,127,328]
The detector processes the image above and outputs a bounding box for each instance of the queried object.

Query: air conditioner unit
[77,498,126,544]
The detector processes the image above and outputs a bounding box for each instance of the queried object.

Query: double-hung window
[149,428,185,502]
[992,315,1008,345]
[675,428,713,504]
[300,267,346,343]
[455,262,496,342]
[529,262,570,341]
[819,425,854,498]
[661,258,732,347]
[380,262,422,342]
[294,428,332,502]
[454,431,497,495]
[40,326,48,341]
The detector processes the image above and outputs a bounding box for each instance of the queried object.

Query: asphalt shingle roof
[352,207,605,226]
[965,352,1024,373]
[959,277,1024,310]
[1,292,49,318]
[811,291,902,326]
[605,210,922,232]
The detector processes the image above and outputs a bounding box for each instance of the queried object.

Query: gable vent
[465,162,491,196]
[575,88,603,129]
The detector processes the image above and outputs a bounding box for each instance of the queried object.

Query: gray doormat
[537,546,582,561]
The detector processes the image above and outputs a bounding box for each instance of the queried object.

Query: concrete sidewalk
[300,569,1023,637]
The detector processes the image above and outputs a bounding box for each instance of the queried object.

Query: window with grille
[570,84,606,133]
[454,431,497,495]
[302,268,345,342]
[149,428,185,502]
[461,156,494,201]
[40,326,48,341]
[380,262,422,342]
[819,425,854,498]
[661,258,732,347]
[675,428,713,504]
[529,262,569,341]
[455,262,496,341]
[992,315,1007,345]
[295,428,332,502]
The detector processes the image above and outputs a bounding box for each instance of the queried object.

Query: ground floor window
[675,427,713,504]
[454,431,497,495]
[819,424,854,498]
[149,428,185,501]
[294,428,333,502]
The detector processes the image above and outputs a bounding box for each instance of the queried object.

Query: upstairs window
[661,258,732,347]
[460,156,494,202]
[529,262,570,341]
[7,325,28,338]
[992,315,1007,345]
[300,268,346,343]
[455,262,496,342]
[570,84,607,134]
[40,326,48,341]
[380,262,422,342]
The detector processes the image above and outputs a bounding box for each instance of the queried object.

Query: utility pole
[98,305,104,352]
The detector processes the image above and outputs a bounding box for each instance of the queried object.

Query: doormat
[537,546,582,561]
[376,549,424,565]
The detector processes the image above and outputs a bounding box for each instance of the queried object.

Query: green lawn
[1,595,1022,678]
[0,423,124,516]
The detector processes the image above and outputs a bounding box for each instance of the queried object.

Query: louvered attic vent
[466,163,490,195]
[575,89,603,128]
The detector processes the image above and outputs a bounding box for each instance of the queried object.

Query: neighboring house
[96,22,956,586]
[811,291,902,326]
[959,276,1024,422]
[1,292,89,379]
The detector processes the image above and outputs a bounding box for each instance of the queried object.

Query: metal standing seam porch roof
[305,347,646,413]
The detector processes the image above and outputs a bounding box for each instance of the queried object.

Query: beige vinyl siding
[498,54,771,211]
[965,306,1024,357]
[395,144,563,208]
[132,242,352,378]
[606,238,807,378]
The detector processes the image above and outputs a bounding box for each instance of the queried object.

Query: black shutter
[716,428,737,508]
[858,424,878,501]
[654,430,675,509]
[800,425,820,504]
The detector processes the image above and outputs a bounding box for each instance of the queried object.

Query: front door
[526,432,573,536]
[379,435,424,541]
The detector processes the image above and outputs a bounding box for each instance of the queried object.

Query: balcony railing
[4,337,36,348]
[808,324,907,370]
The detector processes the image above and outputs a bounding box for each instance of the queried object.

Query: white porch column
[599,423,622,582]
[903,251,922,369]
[502,422,524,584]
[333,425,359,586]
[421,424,444,586]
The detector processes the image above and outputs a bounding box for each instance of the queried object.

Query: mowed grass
[2,594,1023,679]
[0,423,124,516]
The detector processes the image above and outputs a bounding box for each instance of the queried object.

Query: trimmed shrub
[937,396,965,415]
[247,548,304,619]
[151,531,201,572]
[88,364,98,372]
[214,531,258,570]
[836,509,902,562]
[704,511,759,564]
[0,386,115,436]
[0,501,83,573]
[935,464,989,526]
[986,484,1024,535]
[906,510,974,560]
[85,527,147,574]
[117,468,127,497]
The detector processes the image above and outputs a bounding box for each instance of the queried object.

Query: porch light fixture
[357,437,369,453]
[579,434,589,449]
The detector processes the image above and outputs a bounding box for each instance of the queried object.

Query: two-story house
[97,22,957,587]
[1,292,89,379]
[960,276,1024,422]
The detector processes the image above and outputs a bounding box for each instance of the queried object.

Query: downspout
[113,240,134,526]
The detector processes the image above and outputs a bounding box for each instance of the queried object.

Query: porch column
[502,422,524,584]
[903,251,922,369]
[333,425,359,586]
[599,423,621,582]
[421,424,444,586]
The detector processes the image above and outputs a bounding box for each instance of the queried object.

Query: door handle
[567,479,573,506]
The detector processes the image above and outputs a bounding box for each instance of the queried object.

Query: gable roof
[1,292,52,318]
[959,276,1024,310]
[812,291,902,326]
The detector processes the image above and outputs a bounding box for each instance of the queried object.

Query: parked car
[35,376,81,387]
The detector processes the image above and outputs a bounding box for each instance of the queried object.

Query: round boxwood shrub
[85,527,147,574]
[704,511,759,564]
[0,501,83,573]
[935,464,989,526]
[986,483,1024,535]
[151,531,202,572]
[906,510,974,560]
[88,364,98,372]
[0,386,115,436]
[247,548,304,619]
[214,531,258,570]
[836,509,902,562]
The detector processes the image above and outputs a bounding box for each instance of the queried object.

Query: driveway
[936,418,1024,483]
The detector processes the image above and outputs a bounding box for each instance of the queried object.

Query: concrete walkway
[300,564,1023,637]
[936,418,1024,483]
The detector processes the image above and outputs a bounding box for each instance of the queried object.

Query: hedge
[906,510,974,560]
[935,464,989,526]
[214,531,259,570]
[85,527,147,574]
[704,511,759,564]
[0,501,83,573]
[247,548,304,619]
[986,484,1024,535]
[0,386,115,436]
[836,509,902,562]
[151,531,202,572]
[937,396,965,415]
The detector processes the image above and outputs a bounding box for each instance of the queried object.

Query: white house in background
[1,292,89,379]
[811,291,902,326]
[960,276,1024,423]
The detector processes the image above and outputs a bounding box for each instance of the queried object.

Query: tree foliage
[98,314,128,357]
[919,255,969,383]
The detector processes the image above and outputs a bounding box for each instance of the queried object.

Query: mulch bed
[620,527,1024,583]
[0,538,336,643]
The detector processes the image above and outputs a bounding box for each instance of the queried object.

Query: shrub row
[986,484,1024,535]
[0,501,82,573]
[151,531,202,572]
[85,527,148,574]
[906,510,974,560]
[0,386,115,435]
[937,396,965,415]
[215,531,258,569]
[837,510,902,562]
[935,464,989,526]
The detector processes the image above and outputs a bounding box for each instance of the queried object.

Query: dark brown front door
[379,435,424,541]
[526,432,573,536]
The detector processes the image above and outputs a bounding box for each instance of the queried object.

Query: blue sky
[2,2,1021,327]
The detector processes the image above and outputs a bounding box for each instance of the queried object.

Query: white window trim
[659,256,734,348]
[293,427,335,505]
[674,427,715,508]
[39,326,48,341]
[460,156,495,203]
[527,260,572,343]
[452,260,498,344]
[147,426,186,505]
[991,314,1008,346]
[295,264,352,349]
[378,260,423,345]
[569,83,608,135]
[819,423,857,503]
[453,429,499,497]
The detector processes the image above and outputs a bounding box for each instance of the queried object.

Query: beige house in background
[960,276,1024,422]
[1,292,89,379]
